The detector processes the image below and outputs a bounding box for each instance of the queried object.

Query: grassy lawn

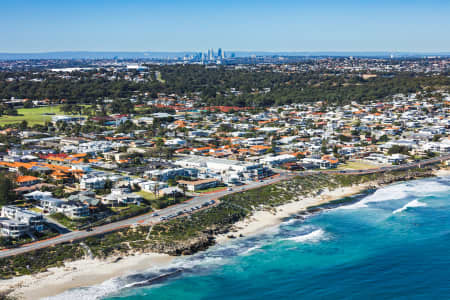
[29,207,43,213]
[0,105,88,126]
[155,71,166,83]
[49,213,88,230]
[0,106,63,125]
[136,190,161,201]
[336,160,382,170]
[197,186,227,193]
[110,206,130,213]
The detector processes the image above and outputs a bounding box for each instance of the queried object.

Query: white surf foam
[340,179,449,210]
[44,277,122,300]
[283,229,326,243]
[242,245,262,254]
[393,199,427,214]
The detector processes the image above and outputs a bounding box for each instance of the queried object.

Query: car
[227,187,233,191]
[151,212,159,217]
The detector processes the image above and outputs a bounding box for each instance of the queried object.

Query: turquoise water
[50,176,450,300]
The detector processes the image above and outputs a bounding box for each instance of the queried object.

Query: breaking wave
[46,176,450,300]
[340,178,449,210]
[283,229,326,243]
[393,199,427,214]
[45,233,278,300]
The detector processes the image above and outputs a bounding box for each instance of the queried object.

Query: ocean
[48,175,450,300]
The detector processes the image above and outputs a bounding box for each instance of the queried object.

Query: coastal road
[0,173,291,258]
[1,154,448,258]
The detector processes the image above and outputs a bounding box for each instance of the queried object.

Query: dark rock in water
[227,235,236,239]
[239,234,244,237]
[307,207,322,213]
[125,269,183,288]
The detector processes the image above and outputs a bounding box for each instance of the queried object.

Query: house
[138,180,169,193]
[387,154,408,164]
[1,205,44,232]
[302,157,333,169]
[177,178,219,192]
[177,156,262,173]
[146,168,198,181]
[0,218,28,238]
[80,177,106,190]
[23,190,53,201]
[134,117,154,125]
[40,197,65,212]
[16,175,41,187]
[67,192,100,208]
[249,145,271,155]
[165,138,187,148]
[260,154,297,166]
[103,152,129,162]
[39,198,89,218]
[61,202,90,218]
[52,115,85,124]
[102,188,143,206]
[366,153,408,164]
[421,140,450,153]
[321,155,339,168]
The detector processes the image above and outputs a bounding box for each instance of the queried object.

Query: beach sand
[215,183,373,244]
[4,171,446,299]
[434,168,450,177]
[1,252,173,300]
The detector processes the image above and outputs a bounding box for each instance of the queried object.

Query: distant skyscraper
[208,48,214,60]
[218,48,223,59]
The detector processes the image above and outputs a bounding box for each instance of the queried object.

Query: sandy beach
[2,184,366,300]
[3,169,448,300]
[0,252,174,300]
[215,183,374,244]
[434,168,450,177]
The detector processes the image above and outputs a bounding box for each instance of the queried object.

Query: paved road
[1,154,448,258]
[0,173,290,258]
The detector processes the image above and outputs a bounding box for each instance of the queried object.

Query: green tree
[0,175,16,206]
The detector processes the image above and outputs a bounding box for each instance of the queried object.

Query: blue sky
[1,0,449,52]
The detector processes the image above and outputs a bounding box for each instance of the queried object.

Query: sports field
[0,106,63,125]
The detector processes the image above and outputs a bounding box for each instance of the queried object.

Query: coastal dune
[215,184,372,243]
[1,184,369,300]
[3,169,449,300]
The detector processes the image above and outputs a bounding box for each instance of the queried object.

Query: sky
[1,0,449,53]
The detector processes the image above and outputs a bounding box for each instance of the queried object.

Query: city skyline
[1,0,450,53]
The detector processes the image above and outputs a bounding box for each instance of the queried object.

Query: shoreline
[1,252,174,300]
[217,168,450,243]
[2,168,449,299]
[215,183,375,244]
